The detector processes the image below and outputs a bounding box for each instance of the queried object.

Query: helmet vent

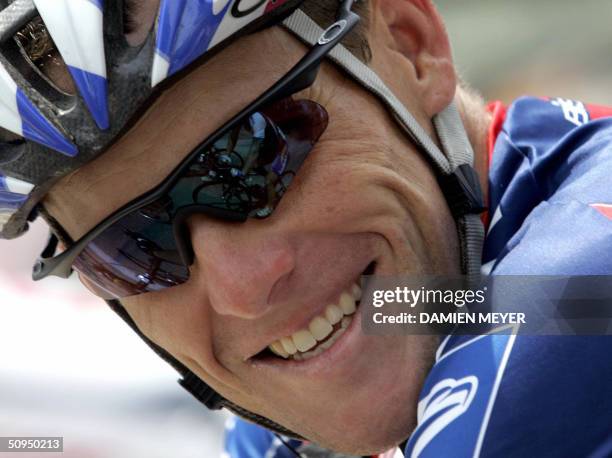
[13,16,76,97]
[15,16,54,63]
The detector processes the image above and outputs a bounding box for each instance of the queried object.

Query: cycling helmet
[0,0,486,440]
[0,0,302,239]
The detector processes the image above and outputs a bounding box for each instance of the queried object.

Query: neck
[454,85,492,206]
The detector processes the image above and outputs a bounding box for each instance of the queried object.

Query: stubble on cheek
[118,286,258,406]
[354,334,439,454]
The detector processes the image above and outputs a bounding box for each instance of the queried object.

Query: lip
[245,259,375,361]
[249,303,364,378]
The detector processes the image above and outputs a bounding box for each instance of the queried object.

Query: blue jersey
[405,96,612,458]
[224,97,612,458]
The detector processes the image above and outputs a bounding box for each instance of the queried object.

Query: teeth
[339,292,356,315]
[325,304,343,325]
[309,316,333,341]
[269,341,289,359]
[320,328,344,349]
[292,330,317,352]
[280,337,297,355]
[351,283,362,300]
[341,316,352,329]
[293,322,350,361]
[266,283,361,361]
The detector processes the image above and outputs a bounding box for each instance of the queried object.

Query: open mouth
[255,262,375,363]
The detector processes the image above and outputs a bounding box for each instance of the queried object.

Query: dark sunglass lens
[73,211,188,298]
[138,195,174,223]
[183,98,328,218]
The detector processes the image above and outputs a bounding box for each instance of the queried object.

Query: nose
[187,214,296,319]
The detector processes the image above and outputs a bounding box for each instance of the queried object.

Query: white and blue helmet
[0,0,302,239]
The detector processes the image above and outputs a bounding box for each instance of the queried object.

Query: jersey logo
[231,0,266,17]
[551,98,589,127]
[405,327,518,458]
[410,376,478,458]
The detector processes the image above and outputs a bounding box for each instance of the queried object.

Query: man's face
[44,20,460,455]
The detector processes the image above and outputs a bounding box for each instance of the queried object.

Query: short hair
[300,0,371,63]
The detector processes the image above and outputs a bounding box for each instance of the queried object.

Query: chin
[305,395,419,456]
[286,334,438,455]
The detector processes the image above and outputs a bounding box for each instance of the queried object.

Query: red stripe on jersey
[591,204,612,220]
[586,104,612,120]
[486,101,507,167]
[483,101,508,228]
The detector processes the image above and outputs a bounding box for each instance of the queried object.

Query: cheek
[119,283,252,396]
[120,286,213,362]
[120,290,254,408]
[276,123,457,274]
[276,120,400,218]
[275,139,424,251]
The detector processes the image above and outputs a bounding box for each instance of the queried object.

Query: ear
[369,0,456,118]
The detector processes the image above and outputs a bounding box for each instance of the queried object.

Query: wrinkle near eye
[299,79,335,112]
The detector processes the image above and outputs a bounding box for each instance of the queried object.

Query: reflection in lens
[74,212,188,298]
[138,195,174,223]
[185,98,328,219]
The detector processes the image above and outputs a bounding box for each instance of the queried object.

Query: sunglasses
[33,0,360,299]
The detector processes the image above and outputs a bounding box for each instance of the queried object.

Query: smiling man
[40,0,468,451]
[1,0,611,457]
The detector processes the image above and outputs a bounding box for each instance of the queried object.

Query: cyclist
[0,1,610,457]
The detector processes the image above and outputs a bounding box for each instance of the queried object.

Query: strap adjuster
[178,372,225,410]
[439,164,487,218]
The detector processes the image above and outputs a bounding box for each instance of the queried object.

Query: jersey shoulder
[484,96,612,273]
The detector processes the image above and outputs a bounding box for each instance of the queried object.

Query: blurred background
[438,0,612,105]
[1,1,610,457]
